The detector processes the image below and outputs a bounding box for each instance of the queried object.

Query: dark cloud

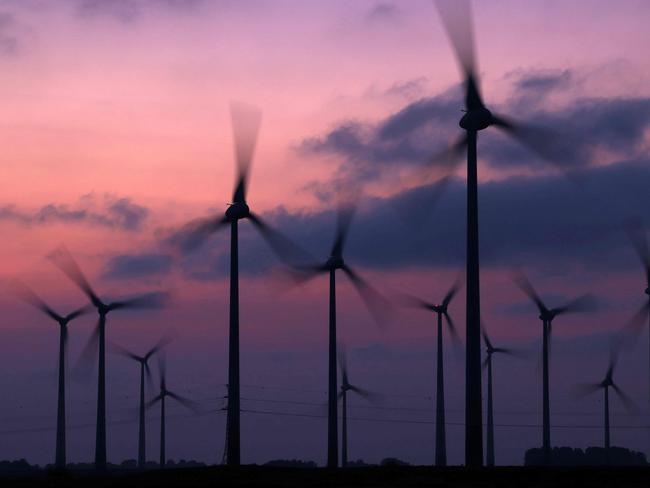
[73,0,205,23]
[300,69,650,181]
[103,253,172,279]
[366,3,401,23]
[0,195,149,231]
[0,12,22,56]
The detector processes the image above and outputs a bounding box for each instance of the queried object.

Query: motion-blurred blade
[442,280,461,308]
[145,332,176,360]
[395,293,436,312]
[611,384,639,413]
[248,212,313,265]
[572,382,602,398]
[341,265,391,328]
[348,385,379,403]
[8,279,63,322]
[168,215,229,253]
[551,294,597,317]
[619,302,650,344]
[145,393,163,410]
[481,327,493,351]
[332,201,357,258]
[48,246,102,308]
[338,347,348,386]
[230,102,262,204]
[110,342,141,362]
[626,221,650,286]
[72,319,100,381]
[158,355,167,390]
[65,305,93,322]
[108,292,170,312]
[482,356,488,371]
[513,271,548,315]
[167,391,200,414]
[444,312,462,346]
[144,361,154,388]
[434,0,483,110]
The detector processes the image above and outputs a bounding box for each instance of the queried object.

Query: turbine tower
[293,200,389,468]
[169,103,305,466]
[147,356,198,469]
[402,281,460,466]
[434,0,570,465]
[111,335,173,468]
[516,271,593,465]
[10,280,91,471]
[49,246,169,471]
[482,326,517,467]
[338,349,377,468]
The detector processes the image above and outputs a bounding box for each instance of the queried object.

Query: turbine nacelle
[326,255,345,270]
[225,202,250,221]
[459,107,493,131]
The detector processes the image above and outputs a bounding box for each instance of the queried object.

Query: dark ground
[1,466,650,487]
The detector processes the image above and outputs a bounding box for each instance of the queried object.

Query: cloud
[103,252,172,279]
[73,0,205,23]
[0,195,149,231]
[300,69,650,183]
[366,3,401,24]
[0,12,23,57]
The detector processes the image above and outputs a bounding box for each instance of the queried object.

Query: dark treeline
[524,447,647,466]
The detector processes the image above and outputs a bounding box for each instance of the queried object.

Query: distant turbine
[434,0,571,465]
[49,246,170,471]
[482,326,518,467]
[622,224,650,404]
[111,335,173,469]
[169,103,305,466]
[401,281,461,466]
[147,356,198,469]
[293,200,389,468]
[9,280,91,471]
[575,346,637,455]
[516,271,594,465]
[338,348,377,468]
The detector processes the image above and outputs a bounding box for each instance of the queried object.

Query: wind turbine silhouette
[338,348,377,468]
[292,200,389,468]
[169,103,305,466]
[622,224,650,404]
[433,0,571,465]
[111,335,173,469]
[147,356,198,469]
[401,281,461,466]
[9,280,91,471]
[575,346,637,456]
[49,246,170,471]
[482,326,518,467]
[515,271,594,466]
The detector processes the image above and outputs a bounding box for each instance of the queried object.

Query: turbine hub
[459,107,492,131]
[326,255,344,270]
[225,201,250,221]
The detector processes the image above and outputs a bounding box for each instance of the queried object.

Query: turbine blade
[167,391,200,414]
[71,319,100,382]
[572,382,602,399]
[341,265,391,328]
[611,384,639,414]
[442,279,462,308]
[513,270,548,315]
[8,279,63,322]
[108,291,170,312]
[482,356,488,371]
[247,212,313,265]
[618,302,650,345]
[145,331,177,360]
[48,246,102,308]
[167,215,229,253]
[348,385,379,403]
[338,347,348,386]
[332,200,357,258]
[65,305,93,322]
[144,361,154,389]
[626,221,650,286]
[551,293,597,317]
[158,355,167,390]
[145,393,163,410]
[444,312,461,346]
[481,326,493,351]
[434,0,483,110]
[230,102,262,204]
[394,293,436,312]
[109,342,141,362]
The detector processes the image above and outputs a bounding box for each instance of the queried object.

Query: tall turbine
[482,326,517,467]
[49,247,170,471]
[624,224,650,404]
[516,272,593,465]
[575,347,637,457]
[338,349,377,468]
[433,0,570,465]
[10,280,91,471]
[293,201,388,468]
[169,103,305,466]
[402,281,461,466]
[147,356,198,469]
[111,335,173,468]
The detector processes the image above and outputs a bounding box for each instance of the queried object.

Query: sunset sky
[0,0,649,467]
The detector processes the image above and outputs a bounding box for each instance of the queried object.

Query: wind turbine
[516,272,594,465]
[168,103,305,466]
[482,326,517,467]
[147,356,198,469]
[48,246,170,471]
[575,346,637,457]
[111,335,173,469]
[433,0,571,466]
[338,348,377,468]
[9,280,91,471]
[622,224,650,404]
[401,281,461,466]
[293,201,389,468]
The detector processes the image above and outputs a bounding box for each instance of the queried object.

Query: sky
[0,0,649,467]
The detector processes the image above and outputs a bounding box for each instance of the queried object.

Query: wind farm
[0,0,649,486]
